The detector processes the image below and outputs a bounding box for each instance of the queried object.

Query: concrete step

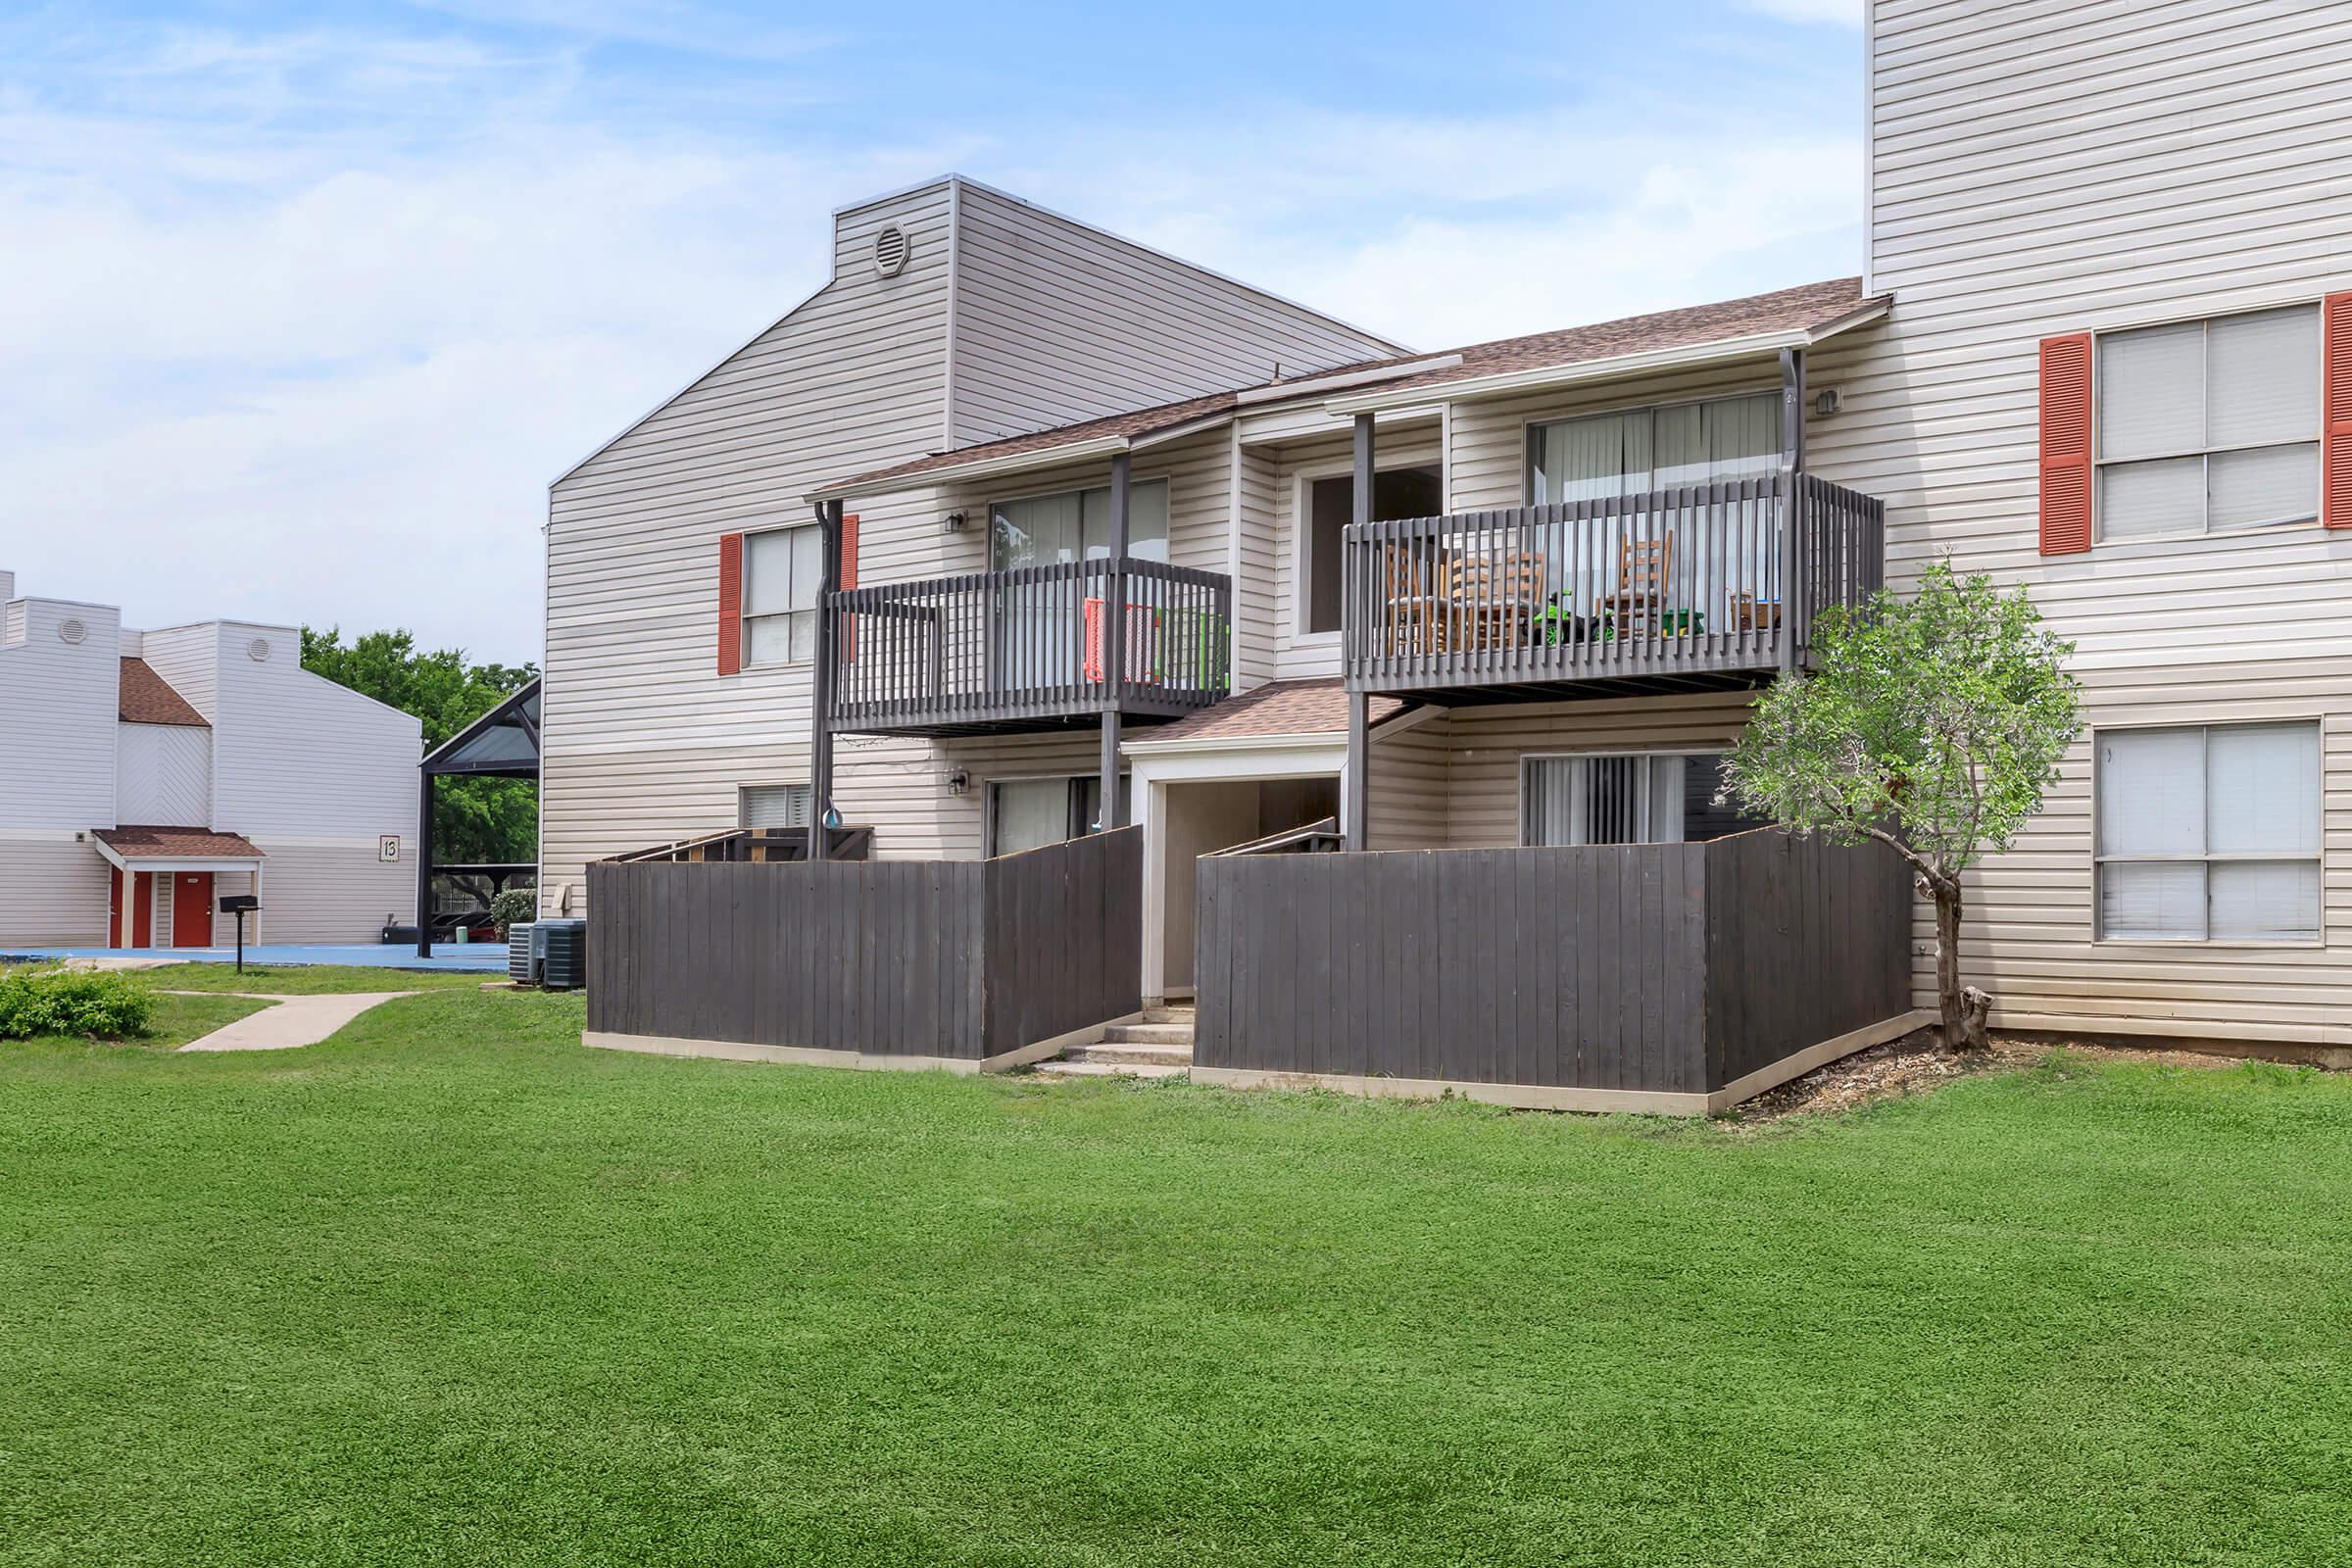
[1144,1004,1197,1025]
[1103,1021,1195,1047]
[1033,1058,1189,1082]
[1064,1038,1194,1069]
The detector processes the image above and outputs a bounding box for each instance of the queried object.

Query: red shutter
[716,532,744,675]
[837,514,858,662]
[2038,333,2094,556]
[2325,292,2352,529]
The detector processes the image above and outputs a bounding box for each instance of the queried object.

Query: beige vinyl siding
[1847,0,2352,1043]
[117,722,211,826]
[1366,711,1452,850]
[1233,441,1280,691]
[541,182,959,906]
[1438,695,1759,849]
[947,182,1405,446]
[0,598,120,835]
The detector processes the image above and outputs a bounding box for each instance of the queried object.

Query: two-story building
[0,571,421,949]
[554,0,2352,1088]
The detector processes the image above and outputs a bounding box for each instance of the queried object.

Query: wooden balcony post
[1344,412,1374,852]
[1100,451,1131,829]
[810,497,842,860]
[1778,347,1806,673]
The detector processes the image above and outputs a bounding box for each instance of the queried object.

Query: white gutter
[1320,299,1892,416]
[1231,353,1463,406]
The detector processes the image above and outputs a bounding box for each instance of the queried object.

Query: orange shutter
[2038,333,2094,556]
[716,532,744,675]
[2326,293,2352,529]
[837,513,858,661]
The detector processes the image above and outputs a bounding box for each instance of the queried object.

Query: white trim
[1287,453,1444,641]
[1323,300,1892,416]
[810,422,1223,504]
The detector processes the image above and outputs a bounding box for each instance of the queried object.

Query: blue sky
[0,1,1862,663]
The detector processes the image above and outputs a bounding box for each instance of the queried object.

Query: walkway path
[172,991,419,1053]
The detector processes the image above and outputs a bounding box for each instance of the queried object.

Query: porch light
[947,768,971,797]
[943,511,968,533]
[1814,388,1841,416]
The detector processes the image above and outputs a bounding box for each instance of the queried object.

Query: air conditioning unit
[508,922,536,985]
[537,918,587,991]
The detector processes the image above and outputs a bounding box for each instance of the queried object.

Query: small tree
[1722,562,2081,1051]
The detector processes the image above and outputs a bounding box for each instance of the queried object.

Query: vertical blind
[2096,722,2321,941]
[2097,306,2321,539]
[1527,393,1782,613]
[990,479,1169,569]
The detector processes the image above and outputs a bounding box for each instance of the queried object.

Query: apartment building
[0,571,421,948]
[555,0,2352,1074]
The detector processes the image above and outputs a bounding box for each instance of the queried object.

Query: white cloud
[0,19,1860,665]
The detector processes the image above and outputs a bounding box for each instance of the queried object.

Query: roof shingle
[1137,678,1404,747]
[118,658,208,727]
[94,826,263,860]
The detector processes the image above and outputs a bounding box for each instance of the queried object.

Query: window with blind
[2096,722,2322,942]
[739,783,812,828]
[743,524,821,664]
[1521,752,1768,848]
[989,479,1169,569]
[1528,392,1780,505]
[2097,306,2322,540]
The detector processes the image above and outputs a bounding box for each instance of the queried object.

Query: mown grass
[135,961,493,994]
[3,988,2348,1566]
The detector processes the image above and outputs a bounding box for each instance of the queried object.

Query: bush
[489,889,537,940]
[0,966,155,1041]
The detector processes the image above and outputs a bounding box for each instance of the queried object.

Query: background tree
[301,628,537,865]
[1721,563,2081,1051]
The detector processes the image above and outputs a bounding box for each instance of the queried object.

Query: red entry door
[171,872,215,949]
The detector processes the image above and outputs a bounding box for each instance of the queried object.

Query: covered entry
[1125,679,1409,1002]
[91,826,265,949]
[416,678,540,956]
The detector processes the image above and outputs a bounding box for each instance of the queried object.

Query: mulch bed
[1732,1028,2249,1123]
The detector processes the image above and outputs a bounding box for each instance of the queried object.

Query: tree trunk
[1932,884,1990,1051]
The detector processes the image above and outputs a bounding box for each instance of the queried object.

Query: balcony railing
[1341,472,1883,700]
[826,557,1232,736]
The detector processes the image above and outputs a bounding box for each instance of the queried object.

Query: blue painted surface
[0,944,509,973]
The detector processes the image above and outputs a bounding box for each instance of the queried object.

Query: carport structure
[415,678,540,958]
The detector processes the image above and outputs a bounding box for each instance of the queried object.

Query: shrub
[488,889,537,940]
[0,966,155,1041]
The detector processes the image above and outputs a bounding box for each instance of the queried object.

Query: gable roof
[118,658,207,727]
[811,277,1886,500]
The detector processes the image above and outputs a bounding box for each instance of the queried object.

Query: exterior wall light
[947,768,971,797]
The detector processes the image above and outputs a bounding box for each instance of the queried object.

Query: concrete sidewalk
[174,992,419,1053]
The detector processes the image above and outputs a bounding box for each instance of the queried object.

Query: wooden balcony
[1340,473,1884,705]
[825,557,1232,738]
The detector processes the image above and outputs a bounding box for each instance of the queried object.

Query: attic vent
[873,223,909,278]
[247,637,271,662]
[57,617,86,645]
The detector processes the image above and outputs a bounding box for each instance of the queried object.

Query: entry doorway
[171,872,215,949]
[1156,775,1339,994]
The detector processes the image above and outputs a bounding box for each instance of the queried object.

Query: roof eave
[1320,298,1893,416]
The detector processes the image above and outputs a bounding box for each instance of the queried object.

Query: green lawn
[4,989,2349,1566]
[11,987,273,1051]
[135,961,493,994]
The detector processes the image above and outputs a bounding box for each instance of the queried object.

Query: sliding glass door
[990,480,1169,690]
[1527,393,1781,627]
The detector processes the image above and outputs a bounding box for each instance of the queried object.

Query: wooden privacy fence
[1194,829,1912,1107]
[587,826,1142,1067]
